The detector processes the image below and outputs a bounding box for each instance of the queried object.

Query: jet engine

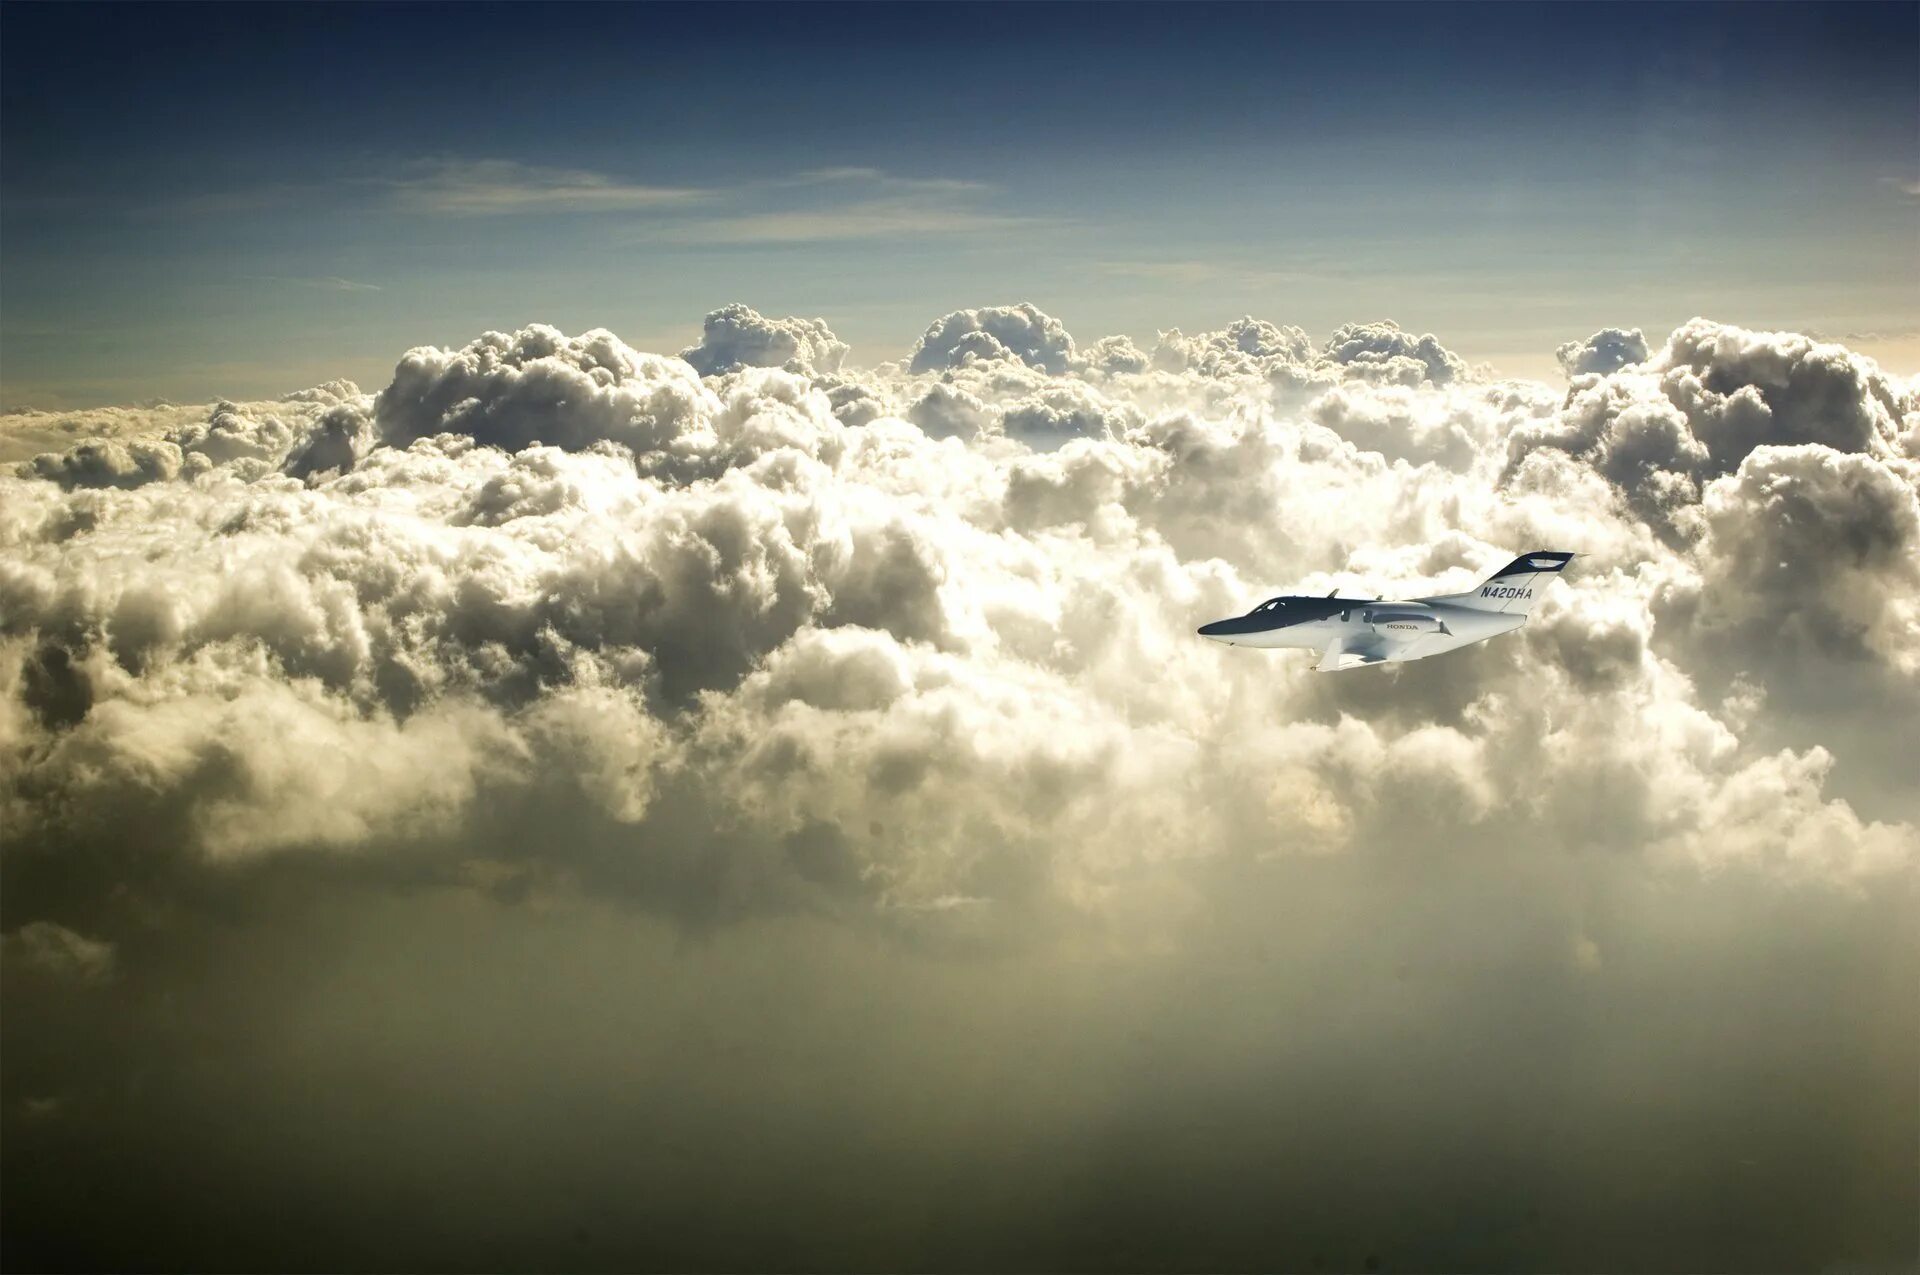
[1365,610,1448,635]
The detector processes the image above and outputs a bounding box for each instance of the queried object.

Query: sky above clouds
[2,2,1917,407]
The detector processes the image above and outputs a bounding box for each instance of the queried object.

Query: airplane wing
[1315,633,1389,672]
[1319,627,1476,671]
[1314,625,1474,671]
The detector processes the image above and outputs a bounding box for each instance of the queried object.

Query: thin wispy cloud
[657,198,1044,245]
[652,167,1047,244]
[245,274,383,292]
[783,166,995,195]
[132,160,1010,238]
[1094,259,1329,287]
[131,159,714,219]
[384,158,712,215]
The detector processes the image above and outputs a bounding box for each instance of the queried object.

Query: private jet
[1198,551,1575,671]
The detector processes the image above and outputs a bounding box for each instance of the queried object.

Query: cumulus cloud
[5,307,1911,892]
[0,401,210,466]
[679,303,850,376]
[23,437,184,489]
[1557,326,1650,377]
[1658,317,1910,460]
[1322,320,1469,385]
[1151,316,1315,378]
[909,303,1079,375]
[2,307,1914,1271]
[907,382,994,440]
[1508,317,1919,537]
[16,391,376,491]
[375,324,717,457]
[1080,333,1151,375]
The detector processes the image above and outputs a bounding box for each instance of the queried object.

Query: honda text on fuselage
[1198,552,1575,672]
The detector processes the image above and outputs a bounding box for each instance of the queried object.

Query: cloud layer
[4,305,1916,1270]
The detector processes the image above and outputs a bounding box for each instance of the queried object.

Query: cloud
[1507,317,1919,536]
[659,201,1038,245]
[999,382,1141,447]
[22,437,185,489]
[1649,443,1920,810]
[1080,334,1151,375]
[2,306,1914,1271]
[0,401,211,465]
[375,324,718,457]
[1322,320,1468,386]
[652,167,1040,244]
[1152,317,1315,378]
[1656,318,1910,461]
[783,167,994,196]
[910,303,1080,375]
[246,275,383,293]
[8,306,1907,888]
[680,304,849,376]
[1556,326,1649,377]
[136,161,1007,233]
[1689,445,1920,671]
[386,158,709,216]
[1,921,114,986]
[1094,258,1333,290]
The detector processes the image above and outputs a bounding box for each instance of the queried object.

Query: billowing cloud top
[909,302,1080,375]
[1556,326,1650,377]
[6,306,1916,910]
[1322,320,1469,385]
[4,305,1917,1269]
[679,302,850,377]
[1154,316,1314,372]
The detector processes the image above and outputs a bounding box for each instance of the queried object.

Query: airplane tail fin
[1425,551,1575,616]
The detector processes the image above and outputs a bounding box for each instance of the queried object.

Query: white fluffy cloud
[679,303,850,377]
[1322,320,1469,385]
[6,305,1915,1270]
[6,306,1911,927]
[1151,317,1315,378]
[1507,318,1920,538]
[1557,326,1650,377]
[909,303,1080,375]
[376,325,716,456]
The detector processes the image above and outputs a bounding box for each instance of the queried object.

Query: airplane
[1197,551,1575,671]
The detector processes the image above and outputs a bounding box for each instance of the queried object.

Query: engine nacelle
[1365,610,1445,636]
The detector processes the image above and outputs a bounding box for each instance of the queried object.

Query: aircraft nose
[1198,619,1229,640]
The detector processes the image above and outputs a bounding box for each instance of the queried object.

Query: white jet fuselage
[1205,599,1523,657]
[1197,552,1575,671]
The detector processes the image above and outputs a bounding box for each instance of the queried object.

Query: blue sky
[3,1,1915,406]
